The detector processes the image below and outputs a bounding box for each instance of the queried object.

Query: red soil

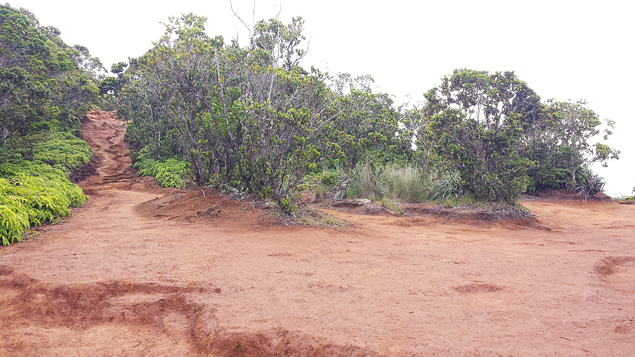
[1,110,634,356]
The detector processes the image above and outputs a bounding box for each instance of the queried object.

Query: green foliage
[0,122,92,245]
[320,73,409,170]
[99,62,128,96]
[524,99,619,191]
[574,167,605,201]
[320,170,337,186]
[0,4,102,146]
[31,132,93,173]
[114,10,619,209]
[422,69,538,204]
[119,14,335,213]
[0,161,86,245]
[382,164,429,202]
[133,151,192,188]
[339,161,387,201]
[430,172,464,201]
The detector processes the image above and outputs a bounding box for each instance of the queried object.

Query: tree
[0,4,101,146]
[0,66,51,146]
[523,99,619,190]
[251,17,307,71]
[98,62,128,95]
[422,69,540,203]
[320,73,405,170]
[120,14,338,212]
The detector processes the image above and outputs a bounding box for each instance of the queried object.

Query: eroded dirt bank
[1,110,634,356]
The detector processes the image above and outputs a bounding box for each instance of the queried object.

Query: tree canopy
[0,4,102,149]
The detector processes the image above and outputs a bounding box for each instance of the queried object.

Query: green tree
[120,14,338,212]
[524,99,619,190]
[422,69,540,204]
[321,73,406,170]
[0,4,101,146]
[98,62,128,96]
[0,66,51,146]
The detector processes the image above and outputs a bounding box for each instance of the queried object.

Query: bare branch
[229,0,253,40]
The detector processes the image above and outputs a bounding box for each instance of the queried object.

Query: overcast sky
[7,0,634,196]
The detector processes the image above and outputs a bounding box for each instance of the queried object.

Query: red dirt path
[1,111,634,356]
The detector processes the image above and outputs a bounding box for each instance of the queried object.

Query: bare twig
[229,0,253,39]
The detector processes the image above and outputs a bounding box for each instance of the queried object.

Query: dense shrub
[523,99,619,191]
[0,5,102,146]
[0,161,86,245]
[133,156,192,188]
[114,11,619,209]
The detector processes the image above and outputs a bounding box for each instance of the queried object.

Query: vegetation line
[1,3,629,244]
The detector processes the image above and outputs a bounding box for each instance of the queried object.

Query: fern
[32,132,93,173]
[0,161,87,245]
[133,156,192,188]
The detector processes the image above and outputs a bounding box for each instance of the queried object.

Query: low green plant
[314,184,327,198]
[295,206,345,227]
[336,161,387,200]
[0,161,87,245]
[133,156,192,188]
[320,170,337,186]
[575,167,605,200]
[431,172,464,200]
[380,196,403,212]
[32,132,93,173]
[382,164,429,202]
[331,163,433,203]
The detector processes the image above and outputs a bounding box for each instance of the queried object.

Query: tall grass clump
[574,167,606,200]
[338,161,387,201]
[430,172,464,200]
[0,161,87,245]
[332,163,430,202]
[382,164,430,202]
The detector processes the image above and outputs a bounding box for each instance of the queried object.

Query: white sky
[7,0,634,196]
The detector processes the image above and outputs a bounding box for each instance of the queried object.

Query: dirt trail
[1,111,635,356]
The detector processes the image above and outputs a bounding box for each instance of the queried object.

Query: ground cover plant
[0,160,87,245]
[0,130,92,245]
[132,149,192,188]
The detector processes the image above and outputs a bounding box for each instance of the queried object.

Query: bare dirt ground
[1,111,634,356]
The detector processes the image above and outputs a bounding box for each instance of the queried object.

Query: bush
[0,161,87,245]
[320,170,337,186]
[133,156,192,188]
